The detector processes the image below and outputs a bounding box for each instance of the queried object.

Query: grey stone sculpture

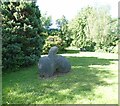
[38,46,71,77]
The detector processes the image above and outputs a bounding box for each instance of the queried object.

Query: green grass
[63,50,80,54]
[2,53,118,104]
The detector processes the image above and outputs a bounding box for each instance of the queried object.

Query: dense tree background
[40,12,52,35]
[41,15,72,54]
[56,15,73,48]
[68,6,119,52]
[1,1,119,71]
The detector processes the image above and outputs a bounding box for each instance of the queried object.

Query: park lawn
[2,52,118,104]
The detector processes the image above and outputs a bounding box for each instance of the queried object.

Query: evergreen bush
[1,1,43,70]
[82,40,96,52]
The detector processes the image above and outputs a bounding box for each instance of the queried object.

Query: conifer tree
[1,1,43,70]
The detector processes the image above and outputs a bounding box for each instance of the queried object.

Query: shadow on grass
[61,49,80,54]
[69,56,117,66]
[2,56,118,104]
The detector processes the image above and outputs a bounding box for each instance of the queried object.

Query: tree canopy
[68,6,118,52]
[1,0,44,70]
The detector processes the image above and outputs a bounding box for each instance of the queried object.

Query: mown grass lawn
[2,52,118,104]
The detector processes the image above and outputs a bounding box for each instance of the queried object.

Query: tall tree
[68,7,89,48]
[40,12,52,32]
[56,15,72,47]
[68,6,116,51]
[1,0,43,70]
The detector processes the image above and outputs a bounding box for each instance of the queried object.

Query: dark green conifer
[1,1,43,70]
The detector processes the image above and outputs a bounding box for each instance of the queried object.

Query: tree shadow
[2,56,118,104]
[40,56,117,103]
[61,50,80,54]
[68,56,117,66]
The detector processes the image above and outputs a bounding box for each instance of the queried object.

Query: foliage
[1,1,43,70]
[56,16,73,47]
[40,13,52,33]
[68,6,118,52]
[68,7,90,48]
[110,44,118,53]
[42,35,64,54]
[103,19,119,52]
[3,53,118,104]
[82,40,96,52]
[48,28,60,36]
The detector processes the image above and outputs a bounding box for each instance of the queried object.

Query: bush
[1,1,43,70]
[42,36,64,54]
[80,40,96,52]
[109,45,118,53]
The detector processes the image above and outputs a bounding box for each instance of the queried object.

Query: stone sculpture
[38,46,71,77]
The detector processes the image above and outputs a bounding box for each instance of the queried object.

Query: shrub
[108,44,118,53]
[42,36,64,54]
[80,40,96,52]
[1,1,43,70]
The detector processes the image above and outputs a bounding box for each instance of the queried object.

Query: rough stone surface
[55,55,71,73]
[38,56,55,77]
[38,46,71,77]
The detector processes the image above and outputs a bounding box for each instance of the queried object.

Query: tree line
[1,1,119,71]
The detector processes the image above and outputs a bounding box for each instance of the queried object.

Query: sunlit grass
[2,53,118,104]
